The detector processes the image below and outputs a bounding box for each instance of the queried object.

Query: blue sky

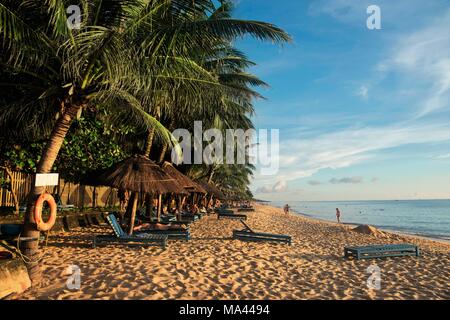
[232,0,450,201]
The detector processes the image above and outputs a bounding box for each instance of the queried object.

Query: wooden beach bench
[92,214,168,249]
[217,212,247,220]
[233,221,291,245]
[344,244,420,260]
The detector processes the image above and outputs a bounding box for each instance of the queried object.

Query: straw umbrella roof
[161,162,207,194]
[195,180,225,199]
[88,155,187,194]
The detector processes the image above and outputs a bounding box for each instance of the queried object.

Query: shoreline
[260,202,450,245]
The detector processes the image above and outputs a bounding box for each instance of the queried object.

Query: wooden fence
[0,169,119,208]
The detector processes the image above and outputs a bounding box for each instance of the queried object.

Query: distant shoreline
[264,202,450,245]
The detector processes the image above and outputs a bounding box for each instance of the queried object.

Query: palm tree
[0,0,291,283]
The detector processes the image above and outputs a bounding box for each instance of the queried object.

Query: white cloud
[256,180,287,194]
[383,10,450,117]
[253,122,450,188]
[330,176,363,184]
[435,153,450,159]
[356,85,369,99]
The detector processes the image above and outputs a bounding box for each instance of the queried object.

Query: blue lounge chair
[93,214,168,248]
[233,221,291,245]
[344,244,420,260]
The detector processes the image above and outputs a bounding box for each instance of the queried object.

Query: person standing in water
[336,208,341,223]
[284,204,290,214]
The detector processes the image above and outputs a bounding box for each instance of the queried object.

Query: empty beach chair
[344,244,420,260]
[233,221,291,245]
[143,228,191,241]
[93,214,168,248]
[217,212,247,220]
[54,194,76,211]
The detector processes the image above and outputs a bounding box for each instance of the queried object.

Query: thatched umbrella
[161,162,208,214]
[161,162,206,194]
[90,155,186,233]
[195,180,226,208]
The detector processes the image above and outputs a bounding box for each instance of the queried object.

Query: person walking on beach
[284,204,290,214]
[336,208,341,223]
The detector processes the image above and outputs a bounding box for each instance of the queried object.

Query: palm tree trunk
[158,144,168,163]
[143,128,155,157]
[207,166,215,184]
[20,103,82,285]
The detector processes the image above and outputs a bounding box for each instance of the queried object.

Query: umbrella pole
[176,195,182,221]
[128,191,139,235]
[157,193,162,222]
[145,193,152,220]
[209,195,214,208]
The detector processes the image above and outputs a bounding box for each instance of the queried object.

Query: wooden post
[176,195,182,221]
[93,186,97,208]
[181,196,186,208]
[145,193,152,219]
[209,195,214,208]
[128,191,139,235]
[157,193,162,222]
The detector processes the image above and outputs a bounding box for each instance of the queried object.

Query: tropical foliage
[0,0,290,281]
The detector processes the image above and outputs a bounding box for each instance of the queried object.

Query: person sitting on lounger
[134,222,186,232]
[191,204,199,214]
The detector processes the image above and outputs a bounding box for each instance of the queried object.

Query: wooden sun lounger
[232,221,291,245]
[143,227,191,241]
[217,212,247,220]
[344,244,420,260]
[143,230,190,241]
[92,214,168,249]
[237,208,255,212]
[129,216,191,240]
[159,215,177,223]
[180,213,200,222]
[215,208,234,214]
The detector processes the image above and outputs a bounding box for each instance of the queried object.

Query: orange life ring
[34,193,57,232]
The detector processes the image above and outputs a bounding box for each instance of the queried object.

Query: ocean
[269,200,450,242]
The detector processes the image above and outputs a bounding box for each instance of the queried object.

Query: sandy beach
[11,204,450,300]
